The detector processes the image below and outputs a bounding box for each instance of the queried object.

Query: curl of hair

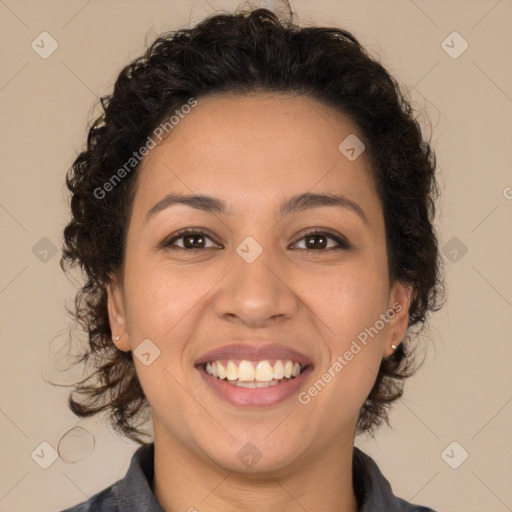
[60,3,445,444]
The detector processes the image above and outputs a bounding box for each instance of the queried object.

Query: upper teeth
[205,360,303,382]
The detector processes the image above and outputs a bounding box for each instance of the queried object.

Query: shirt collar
[114,443,421,512]
[353,446,414,510]
[115,442,163,512]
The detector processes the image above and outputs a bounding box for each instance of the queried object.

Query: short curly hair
[59,3,445,444]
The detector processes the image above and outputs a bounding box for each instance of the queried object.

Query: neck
[152,423,359,512]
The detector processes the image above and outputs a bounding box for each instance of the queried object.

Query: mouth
[194,343,314,407]
[195,358,314,407]
[200,359,309,388]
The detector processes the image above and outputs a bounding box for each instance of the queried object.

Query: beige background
[1,1,511,511]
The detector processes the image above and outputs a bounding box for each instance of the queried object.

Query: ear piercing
[113,335,121,341]
[391,333,398,351]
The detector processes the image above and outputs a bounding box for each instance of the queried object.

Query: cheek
[122,250,202,334]
[303,259,389,340]
[297,257,389,406]
[122,252,229,374]
[124,239,389,342]
[121,256,203,421]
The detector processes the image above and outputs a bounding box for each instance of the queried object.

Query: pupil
[184,234,204,248]
[306,235,326,249]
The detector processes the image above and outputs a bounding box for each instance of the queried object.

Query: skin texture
[107,93,412,512]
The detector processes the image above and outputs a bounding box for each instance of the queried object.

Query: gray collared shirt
[59,443,437,511]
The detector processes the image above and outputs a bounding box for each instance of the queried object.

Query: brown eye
[159,228,350,252]
[160,229,219,250]
[291,230,351,251]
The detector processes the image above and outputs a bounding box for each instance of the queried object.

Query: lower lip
[196,364,313,407]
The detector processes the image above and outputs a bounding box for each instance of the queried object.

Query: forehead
[131,93,379,222]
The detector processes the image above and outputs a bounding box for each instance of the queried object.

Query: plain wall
[1,1,511,511]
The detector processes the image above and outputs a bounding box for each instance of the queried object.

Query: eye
[290,229,351,251]
[159,229,220,251]
[158,228,351,252]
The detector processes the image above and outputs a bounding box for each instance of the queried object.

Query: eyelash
[159,228,351,252]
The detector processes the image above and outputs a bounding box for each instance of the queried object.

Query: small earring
[391,344,397,350]
[113,335,120,341]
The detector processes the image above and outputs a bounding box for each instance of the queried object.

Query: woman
[58,3,444,511]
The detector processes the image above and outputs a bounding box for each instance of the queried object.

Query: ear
[107,274,130,352]
[383,281,413,358]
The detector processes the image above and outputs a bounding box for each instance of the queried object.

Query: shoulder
[57,442,158,512]
[395,496,439,511]
[353,447,439,512]
[57,483,117,512]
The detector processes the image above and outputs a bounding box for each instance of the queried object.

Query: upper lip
[195,343,314,367]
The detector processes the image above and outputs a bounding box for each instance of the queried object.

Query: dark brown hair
[59,3,445,444]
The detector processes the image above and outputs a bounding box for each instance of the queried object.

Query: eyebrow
[144,191,368,225]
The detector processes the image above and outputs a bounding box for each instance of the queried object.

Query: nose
[213,247,298,328]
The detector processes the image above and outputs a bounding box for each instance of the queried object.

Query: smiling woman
[57,2,444,511]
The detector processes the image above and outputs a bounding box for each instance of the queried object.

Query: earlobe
[106,277,130,352]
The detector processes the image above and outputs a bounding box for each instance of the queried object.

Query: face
[107,93,411,473]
